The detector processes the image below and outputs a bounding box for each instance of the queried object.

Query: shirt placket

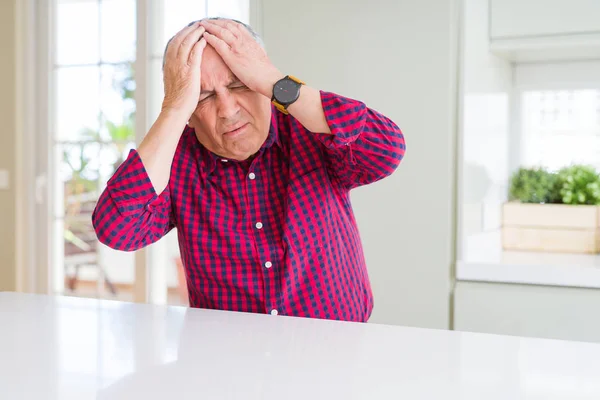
[246,157,279,316]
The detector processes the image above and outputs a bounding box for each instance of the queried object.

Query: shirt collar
[201,106,282,174]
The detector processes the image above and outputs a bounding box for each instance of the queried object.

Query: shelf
[457,231,600,289]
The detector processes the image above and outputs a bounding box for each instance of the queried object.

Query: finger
[201,18,241,32]
[178,26,206,60]
[200,20,238,46]
[166,21,201,60]
[201,20,238,43]
[203,32,231,55]
[224,20,244,37]
[189,37,207,67]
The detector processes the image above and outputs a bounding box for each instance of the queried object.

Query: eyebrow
[200,78,245,96]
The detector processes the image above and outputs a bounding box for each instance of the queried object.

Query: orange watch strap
[287,75,305,85]
[272,100,289,115]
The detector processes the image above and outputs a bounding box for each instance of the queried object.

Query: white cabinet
[490,0,600,39]
[489,0,600,62]
[454,281,600,343]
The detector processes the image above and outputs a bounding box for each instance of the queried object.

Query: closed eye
[198,83,247,103]
[229,83,248,91]
[199,93,215,103]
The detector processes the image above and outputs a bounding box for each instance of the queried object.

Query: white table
[1,292,600,399]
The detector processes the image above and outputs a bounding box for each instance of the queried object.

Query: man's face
[188,45,272,161]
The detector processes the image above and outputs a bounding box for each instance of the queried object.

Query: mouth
[223,123,250,137]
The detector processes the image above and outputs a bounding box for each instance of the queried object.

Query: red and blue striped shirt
[92,91,405,322]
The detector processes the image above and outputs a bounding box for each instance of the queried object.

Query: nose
[216,90,241,121]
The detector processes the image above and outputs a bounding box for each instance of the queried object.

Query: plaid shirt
[93,91,405,322]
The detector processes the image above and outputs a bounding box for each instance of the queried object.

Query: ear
[187,115,199,130]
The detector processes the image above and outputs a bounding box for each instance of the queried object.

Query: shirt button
[264,261,272,269]
[270,309,278,316]
[255,222,263,229]
[249,172,256,180]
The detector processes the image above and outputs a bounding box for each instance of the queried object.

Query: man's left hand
[200,20,284,99]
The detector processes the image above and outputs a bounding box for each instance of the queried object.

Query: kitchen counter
[1,292,600,399]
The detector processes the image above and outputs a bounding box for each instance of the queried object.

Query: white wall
[257,0,460,328]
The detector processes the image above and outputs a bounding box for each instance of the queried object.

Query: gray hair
[162,17,265,70]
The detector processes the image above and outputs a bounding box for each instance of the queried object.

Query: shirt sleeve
[314,90,406,190]
[92,149,174,251]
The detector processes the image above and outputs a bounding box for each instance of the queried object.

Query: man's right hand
[136,22,206,194]
[161,21,207,118]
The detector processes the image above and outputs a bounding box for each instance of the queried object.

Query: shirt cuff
[106,149,168,217]
[314,90,368,149]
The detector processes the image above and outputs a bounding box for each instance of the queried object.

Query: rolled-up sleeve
[314,91,406,190]
[92,149,174,251]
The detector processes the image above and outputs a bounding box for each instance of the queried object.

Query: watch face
[274,78,300,104]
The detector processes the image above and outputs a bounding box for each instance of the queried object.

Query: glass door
[51,0,138,301]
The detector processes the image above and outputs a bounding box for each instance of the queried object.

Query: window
[48,0,251,303]
[521,90,600,171]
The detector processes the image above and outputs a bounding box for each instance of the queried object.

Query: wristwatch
[271,75,305,114]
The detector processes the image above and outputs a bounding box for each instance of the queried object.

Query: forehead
[201,45,235,90]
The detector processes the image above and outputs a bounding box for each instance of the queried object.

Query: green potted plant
[502,165,600,254]
[556,165,600,205]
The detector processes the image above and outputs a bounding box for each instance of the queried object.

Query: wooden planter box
[501,202,600,254]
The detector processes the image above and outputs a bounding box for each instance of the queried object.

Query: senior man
[92,18,405,322]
